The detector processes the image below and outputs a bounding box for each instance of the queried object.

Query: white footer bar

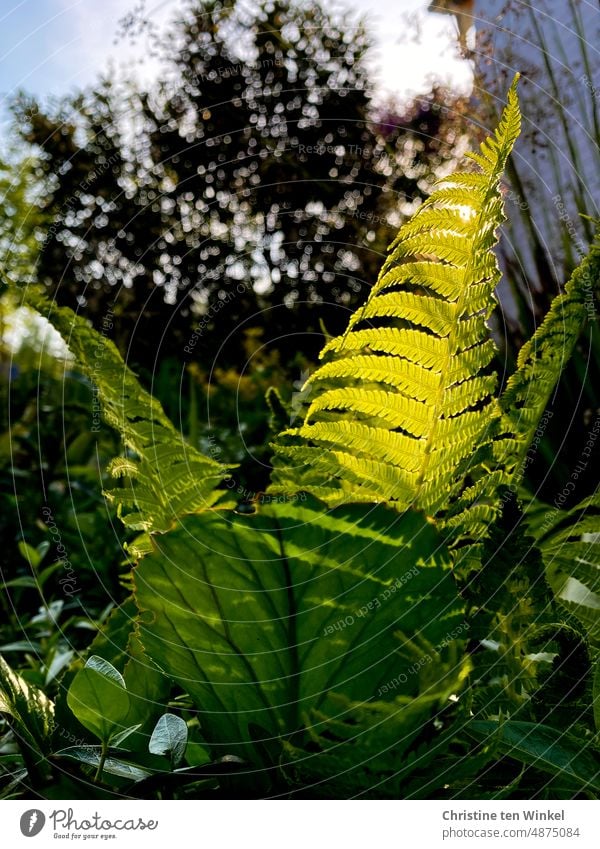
[1,799,597,848]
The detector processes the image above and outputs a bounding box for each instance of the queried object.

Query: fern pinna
[270,76,522,520]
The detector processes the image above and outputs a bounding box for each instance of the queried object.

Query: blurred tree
[12,0,466,372]
[0,154,45,289]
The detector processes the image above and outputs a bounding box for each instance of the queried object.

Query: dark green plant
[3,76,600,799]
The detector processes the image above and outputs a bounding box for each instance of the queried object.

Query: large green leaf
[134,496,467,757]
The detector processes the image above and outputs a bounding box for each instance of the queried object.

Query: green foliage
[149,714,188,768]
[0,323,125,608]
[64,656,186,784]
[4,75,600,800]
[471,2,600,503]
[466,492,554,716]
[0,155,44,287]
[67,656,130,745]
[282,697,472,798]
[135,496,467,771]
[594,660,600,736]
[0,655,54,758]
[500,238,600,479]
[523,491,600,646]
[73,597,170,738]
[495,234,600,650]
[56,746,151,783]
[491,231,600,660]
[21,288,232,539]
[270,76,521,517]
[188,333,312,498]
[469,721,600,795]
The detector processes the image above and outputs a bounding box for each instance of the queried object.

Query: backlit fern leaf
[22,289,232,536]
[270,75,522,518]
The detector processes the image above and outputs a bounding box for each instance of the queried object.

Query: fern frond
[270,75,522,517]
[23,289,232,534]
[500,235,600,480]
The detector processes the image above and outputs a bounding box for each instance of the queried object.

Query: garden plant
[1,76,600,799]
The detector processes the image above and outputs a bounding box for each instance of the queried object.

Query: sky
[0,0,471,118]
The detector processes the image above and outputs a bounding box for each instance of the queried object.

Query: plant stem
[94,742,108,783]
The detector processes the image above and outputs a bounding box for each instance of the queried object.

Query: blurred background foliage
[10,0,468,371]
